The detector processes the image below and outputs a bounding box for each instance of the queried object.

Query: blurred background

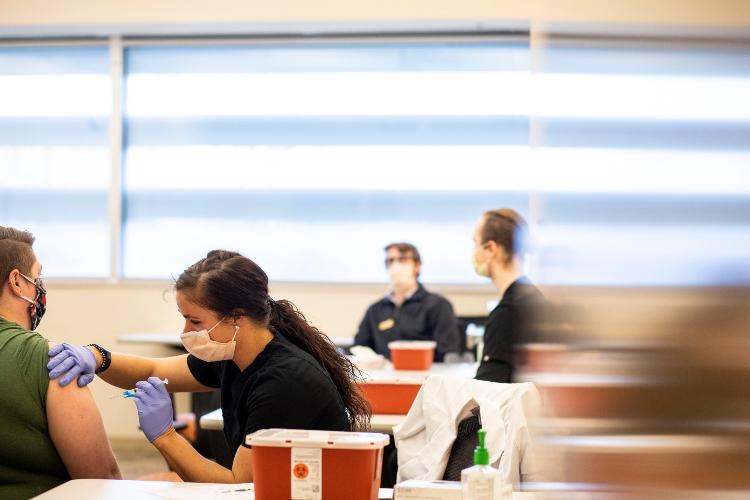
[1,0,749,495]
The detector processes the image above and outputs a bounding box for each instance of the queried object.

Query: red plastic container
[517,342,568,372]
[357,379,423,414]
[388,340,436,370]
[247,429,389,500]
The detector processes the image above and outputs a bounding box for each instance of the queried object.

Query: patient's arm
[46,377,122,479]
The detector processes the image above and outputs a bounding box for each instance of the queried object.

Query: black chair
[380,440,399,488]
[442,407,482,481]
[380,407,484,486]
[456,315,489,360]
[193,390,234,468]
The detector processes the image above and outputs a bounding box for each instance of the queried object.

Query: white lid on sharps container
[387,340,437,350]
[245,429,390,449]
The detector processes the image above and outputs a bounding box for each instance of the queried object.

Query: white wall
[1,0,748,37]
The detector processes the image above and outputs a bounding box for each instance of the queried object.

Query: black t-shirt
[476,276,543,382]
[187,332,350,452]
[352,284,459,361]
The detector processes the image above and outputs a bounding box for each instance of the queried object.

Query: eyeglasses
[384,256,414,268]
[20,273,45,292]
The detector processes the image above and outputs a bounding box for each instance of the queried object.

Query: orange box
[358,379,423,414]
[246,429,390,500]
[388,340,437,370]
[517,343,567,373]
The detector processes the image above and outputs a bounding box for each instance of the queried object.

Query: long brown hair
[175,250,371,431]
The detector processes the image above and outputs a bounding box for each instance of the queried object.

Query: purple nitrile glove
[133,377,174,443]
[48,343,96,387]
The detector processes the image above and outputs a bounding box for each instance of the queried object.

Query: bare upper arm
[232,445,254,483]
[46,378,122,479]
[150,354,216,393]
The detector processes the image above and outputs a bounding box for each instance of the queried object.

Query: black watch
[87,343,111,374]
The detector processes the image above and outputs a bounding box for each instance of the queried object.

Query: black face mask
[20,273,47,330]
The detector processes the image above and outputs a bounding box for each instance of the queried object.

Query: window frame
[0,33,532,286]
[2,33,747,286]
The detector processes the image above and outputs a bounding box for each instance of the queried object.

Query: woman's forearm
[88,348,157,389]
[152,429,238,483]
[89,348,205,393]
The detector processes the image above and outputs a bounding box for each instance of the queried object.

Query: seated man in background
[0,226,120,499]
[353,242,459,362]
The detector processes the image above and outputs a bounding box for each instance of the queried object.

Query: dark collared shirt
[475,276,544,383]
[353,284,459,361]
[187,333,349,452]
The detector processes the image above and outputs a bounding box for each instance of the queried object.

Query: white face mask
[180,318,239,362]
[388,261,417,288]
[472,253,491,278]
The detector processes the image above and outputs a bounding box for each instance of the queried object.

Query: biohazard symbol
[293,463,310,480]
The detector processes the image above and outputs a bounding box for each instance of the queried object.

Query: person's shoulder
[251,360,329,403]
[187,352,225,374]
[0,324,49,353]
[500,279,544,314]
[27,333,50,357]
[514,279,544,304]
[418,286,453,307]
[0,317,30,339]
[364,295,390,314]
[12,333,53,404]
[257,336,330,383]
[262,336,319,370]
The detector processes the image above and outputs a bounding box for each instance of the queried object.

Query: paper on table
[150,483,254,500]
[349,346,387,370]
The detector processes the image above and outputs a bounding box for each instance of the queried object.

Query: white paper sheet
[150,483,254,500]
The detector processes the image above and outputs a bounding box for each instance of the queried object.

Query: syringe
[110,378,169,399]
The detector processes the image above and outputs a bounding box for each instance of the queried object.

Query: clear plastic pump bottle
[460,428,506,500]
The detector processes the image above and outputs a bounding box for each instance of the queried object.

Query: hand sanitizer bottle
[460,429,505,500]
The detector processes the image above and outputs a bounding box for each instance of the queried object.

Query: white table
[35,480,637,500]
[199,408,224,431]
[117,333,184,348]
[33,479,394,499]
[118,333,355,349]
[201,408,406,434]
[329,335,355,348]
[371,414,407,433]
[360,362,478,381]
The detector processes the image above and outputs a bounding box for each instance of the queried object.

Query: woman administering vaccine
[46,250,371,483]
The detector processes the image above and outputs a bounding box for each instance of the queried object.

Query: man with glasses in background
[353,242,459,362]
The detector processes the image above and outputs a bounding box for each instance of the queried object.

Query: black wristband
[87,343,111,374]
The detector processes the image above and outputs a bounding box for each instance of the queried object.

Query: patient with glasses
[0,226,120,499]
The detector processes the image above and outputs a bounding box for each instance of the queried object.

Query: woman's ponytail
[268,298,372,431]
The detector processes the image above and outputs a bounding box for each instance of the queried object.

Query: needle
[109,378,169,399]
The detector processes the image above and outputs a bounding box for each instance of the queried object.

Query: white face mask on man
[180,318,239,362]
[472,242,493,278]
[388,261,417,289]
[472,253,491,278]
